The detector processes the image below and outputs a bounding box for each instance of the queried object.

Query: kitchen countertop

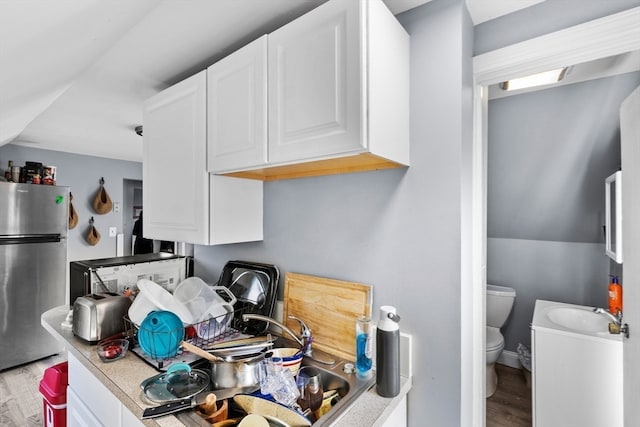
[42,306,411,427]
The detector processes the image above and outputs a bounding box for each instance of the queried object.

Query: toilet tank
[486,284,516,328]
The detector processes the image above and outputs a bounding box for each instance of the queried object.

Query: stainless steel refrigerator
[0,182,68,370]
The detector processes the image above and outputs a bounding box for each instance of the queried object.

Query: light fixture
[499,66,571,91]
[135,125,143,136]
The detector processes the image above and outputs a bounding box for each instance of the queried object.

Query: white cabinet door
[268,0,364,164]
[67,388,104,427]
[208,35,268,173]
[68,353,121,426]
[143,70,209,244]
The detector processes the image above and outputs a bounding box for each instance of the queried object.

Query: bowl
[270,348,303,375]
[174,277,236,325]
[97,338,129,362]
[128,279,191,325]
[137,310,185,359]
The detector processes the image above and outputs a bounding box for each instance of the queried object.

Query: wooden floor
[487,364,532,427]
[0,353,67,427]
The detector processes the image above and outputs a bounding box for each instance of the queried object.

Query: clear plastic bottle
[376,306,400,397]
[355,316,372,379]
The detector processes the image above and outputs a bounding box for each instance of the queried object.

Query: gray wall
[192,1,473,425]
[487,72,640,351]
[0,144,142,262]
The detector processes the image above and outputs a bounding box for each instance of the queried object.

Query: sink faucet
[593,307,629,338]
[242,313,335,365]
[593,307,622,324]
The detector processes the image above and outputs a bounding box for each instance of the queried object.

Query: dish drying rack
[124,307,253,371]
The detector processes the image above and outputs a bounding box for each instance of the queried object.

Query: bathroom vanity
[531,300,623,427]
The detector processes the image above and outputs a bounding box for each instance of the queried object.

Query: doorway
[122,178,143,256]
[467,7,640,426]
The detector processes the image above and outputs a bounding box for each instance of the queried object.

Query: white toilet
[486,283,516,397]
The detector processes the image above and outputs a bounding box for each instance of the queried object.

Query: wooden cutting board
[283,272,372,361]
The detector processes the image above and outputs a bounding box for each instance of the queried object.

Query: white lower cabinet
[532,328,622,427]
[67,353,143,427]
[67,388,102,427]
[380,395,407,427]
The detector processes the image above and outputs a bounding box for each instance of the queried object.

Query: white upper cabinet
[143,71,209,244]
[268,0,362,164]
[208,36,268,172]
[143,71,263,245]
[223,0,410,180]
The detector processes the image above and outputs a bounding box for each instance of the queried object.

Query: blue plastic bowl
[138,310,184,359]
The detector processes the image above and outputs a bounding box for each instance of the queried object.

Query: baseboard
[498,350,521,369]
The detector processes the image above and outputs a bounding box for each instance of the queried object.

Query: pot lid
[141,366,209,403]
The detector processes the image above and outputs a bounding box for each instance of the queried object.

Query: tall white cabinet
[143,71,263,245]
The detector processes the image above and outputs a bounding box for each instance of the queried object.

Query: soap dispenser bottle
[376,305,400,397]
[608,275,623,315]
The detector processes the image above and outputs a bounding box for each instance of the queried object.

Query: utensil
[141,390,208,419]
[205,335,275,350]
[142,386,258,419]
[217,261,280,335]
[196,393,229,423]
[138,311,184,359]
[96,338,129,362]
[129,279,191,325]
[228,269,269,307]
[233,395,311,427]
[296,366,323,421]
[206,336,275,358]
[141,367,210,403]
[181,340,223,361]
[174,277,236,324]
[269,348,303,376]
[209,351,270,390]
[238,413,269,427]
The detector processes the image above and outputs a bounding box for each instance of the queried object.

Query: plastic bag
[517,343,531,371]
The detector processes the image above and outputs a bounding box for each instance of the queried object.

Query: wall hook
[99,177,105,185]
[89,216,94,226]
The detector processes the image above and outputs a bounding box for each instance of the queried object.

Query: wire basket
[124,307,250,369]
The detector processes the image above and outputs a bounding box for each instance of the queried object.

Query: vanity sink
[545,306,611,333]
[532,299,621,340]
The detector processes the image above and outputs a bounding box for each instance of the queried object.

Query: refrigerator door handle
[0,234,62,245]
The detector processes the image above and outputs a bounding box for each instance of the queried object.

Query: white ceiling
[0,0,549,162]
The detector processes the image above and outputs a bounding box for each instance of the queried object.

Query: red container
[39,361,68,427]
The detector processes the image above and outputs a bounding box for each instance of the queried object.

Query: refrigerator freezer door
[0,183,69,236]
[0,239,66,370]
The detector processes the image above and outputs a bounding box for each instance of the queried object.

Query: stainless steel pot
[209,351,267,390]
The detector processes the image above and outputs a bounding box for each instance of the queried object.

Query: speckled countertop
[42,306,411,427]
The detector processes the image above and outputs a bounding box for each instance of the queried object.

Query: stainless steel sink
[273,336,376,426]
[177,335,375,426]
